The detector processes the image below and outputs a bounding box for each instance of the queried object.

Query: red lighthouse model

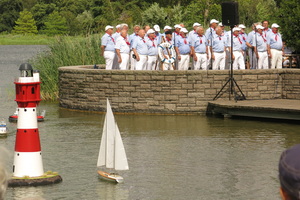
[9,63,62,187]
[13,63,43,177]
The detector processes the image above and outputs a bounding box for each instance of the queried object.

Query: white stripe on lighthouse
[13,152,43,177]
[17,108,38,129]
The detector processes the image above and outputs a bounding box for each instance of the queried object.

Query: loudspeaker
[222,2,239,26]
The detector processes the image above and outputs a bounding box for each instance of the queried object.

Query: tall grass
[30,34,105,101]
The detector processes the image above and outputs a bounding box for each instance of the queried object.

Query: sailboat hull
[97,170,124,183]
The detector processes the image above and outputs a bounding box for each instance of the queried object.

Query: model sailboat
[97,99,129,183]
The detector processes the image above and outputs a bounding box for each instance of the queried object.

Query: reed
[30,35,104,101]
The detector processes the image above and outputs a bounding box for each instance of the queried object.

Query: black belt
[196,52,206,54]
[214,51,224,53]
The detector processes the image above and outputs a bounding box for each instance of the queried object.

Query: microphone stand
[213,25,246,101]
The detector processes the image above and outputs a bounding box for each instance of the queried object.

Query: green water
[1,45,299,200]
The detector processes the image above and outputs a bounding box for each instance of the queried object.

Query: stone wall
[58,66,300,114]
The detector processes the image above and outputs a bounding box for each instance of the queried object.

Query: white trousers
[233,51,245,70]
[130,51,136,70]
[207,48,212,69]
[194,53,207,70]
[135,55,148,70]
[258,51,268,69]
[163,63,174,70]
[212,52,225,70]
[178,54,190,70]
[147,55,158,70]
[104,51,115,70]
[119,53,129,70]
[271,49,283,69]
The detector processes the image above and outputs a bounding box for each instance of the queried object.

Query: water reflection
[96,181,129,200]
[12,187,45,200]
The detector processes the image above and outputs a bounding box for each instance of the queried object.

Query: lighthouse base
[8,174,62,187]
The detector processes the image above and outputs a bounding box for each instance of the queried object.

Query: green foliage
[30,3,57,30]
[166,4,187,25]
[76,10,94,36]
[256,0,277,23]
[184,1,206,27]
[30,35,104,100]
[0,0,23,32]
[22,0,38,10]
[142,3,167,27]
[238,0,277,27]
[12,9,38,35]
[276,0,300,52]
[207,4,221,24]
[41,11,68,36]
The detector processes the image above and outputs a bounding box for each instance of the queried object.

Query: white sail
[97,99,128,171]
[115,124,129,170]
[97,116,107,167]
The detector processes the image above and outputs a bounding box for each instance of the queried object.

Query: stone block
[179,97,196,104]
[118,81,130,86]
[126,75,136,81]
[134,103,148,110]
[171,90,187,95]
[141,92,154,98]
[123,86,136,92]
[136,75,151,81]
[176,77,188,83]
[111,75,126,80]
[242,75,258,80]
[151,75,165,81]
[188,92,205,98]
[165,76,176,81]
[182,83,193,89]
[156,81,170,87]
[165,104,176,111]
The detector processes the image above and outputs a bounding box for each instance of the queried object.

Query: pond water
[1,45,299,200]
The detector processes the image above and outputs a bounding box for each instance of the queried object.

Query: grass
[28,34,105,100]
[0,34,55,45]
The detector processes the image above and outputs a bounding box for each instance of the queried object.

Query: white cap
[238,24,246,29]
[180,28,188,33]
[256,25,264,30]
[218,22,224,27]
[271,23,280,28]
[164,25,172,30]
[193,22,201,27]
[232,27,241,32]
[116,24,121,29]
[147,29,155,34]
[153,25,160,32]
[174,24,182,29]
[105,25,114,31]
[210,19,219,24]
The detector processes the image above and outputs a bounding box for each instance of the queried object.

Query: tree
[0,0,23,32]
[12,9,38,34]
[142,3,167,27]
[31,2,57,30]
[276,0,300,52]
[41,11,68,36]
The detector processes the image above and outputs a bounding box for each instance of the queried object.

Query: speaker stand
[213,26,246,101]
